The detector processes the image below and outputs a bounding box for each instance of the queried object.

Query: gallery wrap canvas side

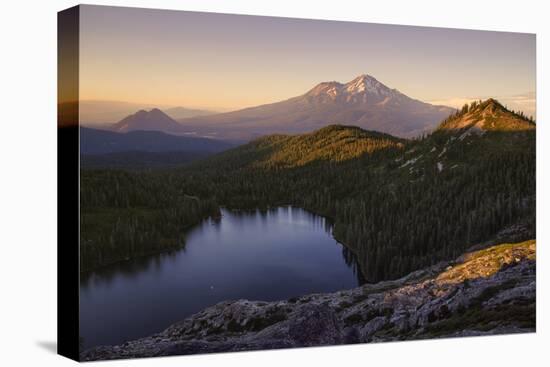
[58,5,80,361]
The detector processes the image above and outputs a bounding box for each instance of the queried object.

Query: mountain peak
[148,108,170,118]
[178,74,456,139]
[348,73,377,84]
[437,98,535,133]
[114,108,182,133]
[306,81,343,97]
[481,98,505,112]
[344,74,391,95]
[305,74,398,100]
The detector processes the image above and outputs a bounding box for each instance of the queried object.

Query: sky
[79,5,536,116]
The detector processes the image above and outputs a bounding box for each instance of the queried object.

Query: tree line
[80,111,535,281]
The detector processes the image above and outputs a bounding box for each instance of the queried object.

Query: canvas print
[58,5,536,361]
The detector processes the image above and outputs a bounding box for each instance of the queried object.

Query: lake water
[80,206,364,349]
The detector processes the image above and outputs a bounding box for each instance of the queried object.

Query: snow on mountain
[175,74,455,140]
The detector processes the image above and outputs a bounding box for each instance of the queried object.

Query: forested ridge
[80,170,219,272]
[80,99,535,282]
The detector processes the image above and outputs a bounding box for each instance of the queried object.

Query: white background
[0,0,548,365]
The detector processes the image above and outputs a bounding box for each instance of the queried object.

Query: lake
[80,206,364,349]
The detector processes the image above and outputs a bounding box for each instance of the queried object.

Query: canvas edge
[57,4,81,362]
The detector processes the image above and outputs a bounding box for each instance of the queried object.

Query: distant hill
[388,98,536,179]
[177,74,455,140]
[113,108,183,133]
[186,99,534,281]
[80,127,233,156]
[79,100,216,124]
[194,99,534,174]
[80,98,535,283]
[201,125,405,170]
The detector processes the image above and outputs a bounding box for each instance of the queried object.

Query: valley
[81,99,535,282]
[79,125,234,169]
[79,98,535,357]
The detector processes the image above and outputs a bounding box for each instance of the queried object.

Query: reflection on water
[342,246,367,284]
[80,206,364,349]
[80,250,183,288]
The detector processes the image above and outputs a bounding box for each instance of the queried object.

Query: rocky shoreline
[81,240,535,361]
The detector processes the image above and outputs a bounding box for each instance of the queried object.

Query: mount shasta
[175,74,454,140]
[107,75,455,140]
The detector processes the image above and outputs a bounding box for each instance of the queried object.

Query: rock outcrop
[81,240,535,361]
